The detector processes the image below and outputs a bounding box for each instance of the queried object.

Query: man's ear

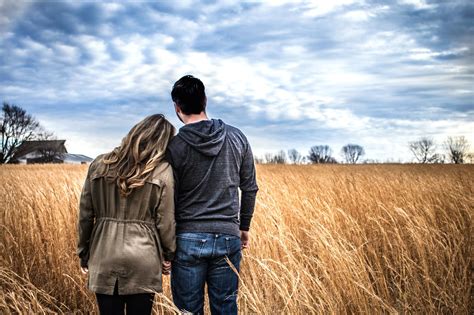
[174,103,181,113]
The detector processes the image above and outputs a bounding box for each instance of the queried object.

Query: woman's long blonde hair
[99,113,175,197]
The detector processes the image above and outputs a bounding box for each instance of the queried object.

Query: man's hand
[240,230,250,250]
[162,261,172,275]
[81,267,89,274]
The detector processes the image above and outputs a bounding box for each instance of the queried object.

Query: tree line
[256,144,366,164]
[409,136,471,164]
[256,137,472,164]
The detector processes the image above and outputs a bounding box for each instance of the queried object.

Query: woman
[76,113,176,315]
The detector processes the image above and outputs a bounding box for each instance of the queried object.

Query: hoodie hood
[177,118,227,157]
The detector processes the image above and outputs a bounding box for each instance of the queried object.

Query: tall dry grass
[0,163,472,314]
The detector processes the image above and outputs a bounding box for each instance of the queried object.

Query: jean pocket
[175,236,207,266]
[224,236,241,257]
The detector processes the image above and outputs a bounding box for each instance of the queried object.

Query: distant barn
[13,140,93,164]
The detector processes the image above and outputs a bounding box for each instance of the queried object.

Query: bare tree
[287,149,303,164]
[308,145,337,163]
[409,137,437,163]
[430,153,445,164]
[277,150,287,164]
[254,156,265,164]
[1,102,42,163]
[444,136,470,164]
[341,144,365,164]
[264,150,286,164]
[36,133,66,163]
[263,153,272,164]
[465,152,474,164]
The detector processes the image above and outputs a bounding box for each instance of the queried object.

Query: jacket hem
[89,284,163,295]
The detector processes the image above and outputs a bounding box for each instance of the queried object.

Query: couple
[76,75,259,315]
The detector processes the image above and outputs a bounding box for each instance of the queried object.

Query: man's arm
[77,163,95,268]
[239,139,259,232]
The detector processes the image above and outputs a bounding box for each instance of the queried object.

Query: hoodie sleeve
[239,138,259,231]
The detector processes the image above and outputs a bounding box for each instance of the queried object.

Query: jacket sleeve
[239,138,259,231]
[156,166,176,261]
[165,147,180,209]
[77,163,96,268]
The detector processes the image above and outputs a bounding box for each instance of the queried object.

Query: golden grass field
[0,163,472,314]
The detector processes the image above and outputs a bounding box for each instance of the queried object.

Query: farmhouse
[13,140,93,164]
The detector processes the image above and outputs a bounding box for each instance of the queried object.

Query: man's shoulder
[168,134,185,148]
[223,122,249,148]
[165,135,186,167]
[224,122,242,134]
[166,135,186,154]
[223,122,248,140]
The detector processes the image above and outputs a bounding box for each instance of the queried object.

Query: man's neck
[183,112,209,125]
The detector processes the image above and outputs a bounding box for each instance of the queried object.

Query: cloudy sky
[1,0,472,162]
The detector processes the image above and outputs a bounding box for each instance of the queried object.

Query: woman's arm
[76,164,95,268]
[156,165,176,262]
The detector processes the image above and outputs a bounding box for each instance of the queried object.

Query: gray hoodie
[165,118,258,237]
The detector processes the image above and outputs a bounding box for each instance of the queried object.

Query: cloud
[0,0,31,33]
[398,0,437,10]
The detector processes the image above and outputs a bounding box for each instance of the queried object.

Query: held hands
[81,239,244,277]
[240,230,250,250]
[162,260,171,275]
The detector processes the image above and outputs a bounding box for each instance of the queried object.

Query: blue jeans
[171,232,242,315]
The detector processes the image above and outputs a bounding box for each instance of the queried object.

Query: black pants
[95,279,155,315]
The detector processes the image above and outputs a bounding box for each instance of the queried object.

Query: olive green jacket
[76,154,176,295]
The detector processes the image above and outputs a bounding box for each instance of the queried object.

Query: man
[165,75,259,315]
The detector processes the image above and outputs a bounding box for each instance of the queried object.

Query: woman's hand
[162,261,171,275]
[81,267,89,274]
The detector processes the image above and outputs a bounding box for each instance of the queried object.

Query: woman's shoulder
[147,161,173,186]
[87,153,108,177]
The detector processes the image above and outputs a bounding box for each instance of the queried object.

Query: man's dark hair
[171,75,206,115]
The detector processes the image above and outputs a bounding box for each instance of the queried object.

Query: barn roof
[63,153,93,162]
[14,140,68,158]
